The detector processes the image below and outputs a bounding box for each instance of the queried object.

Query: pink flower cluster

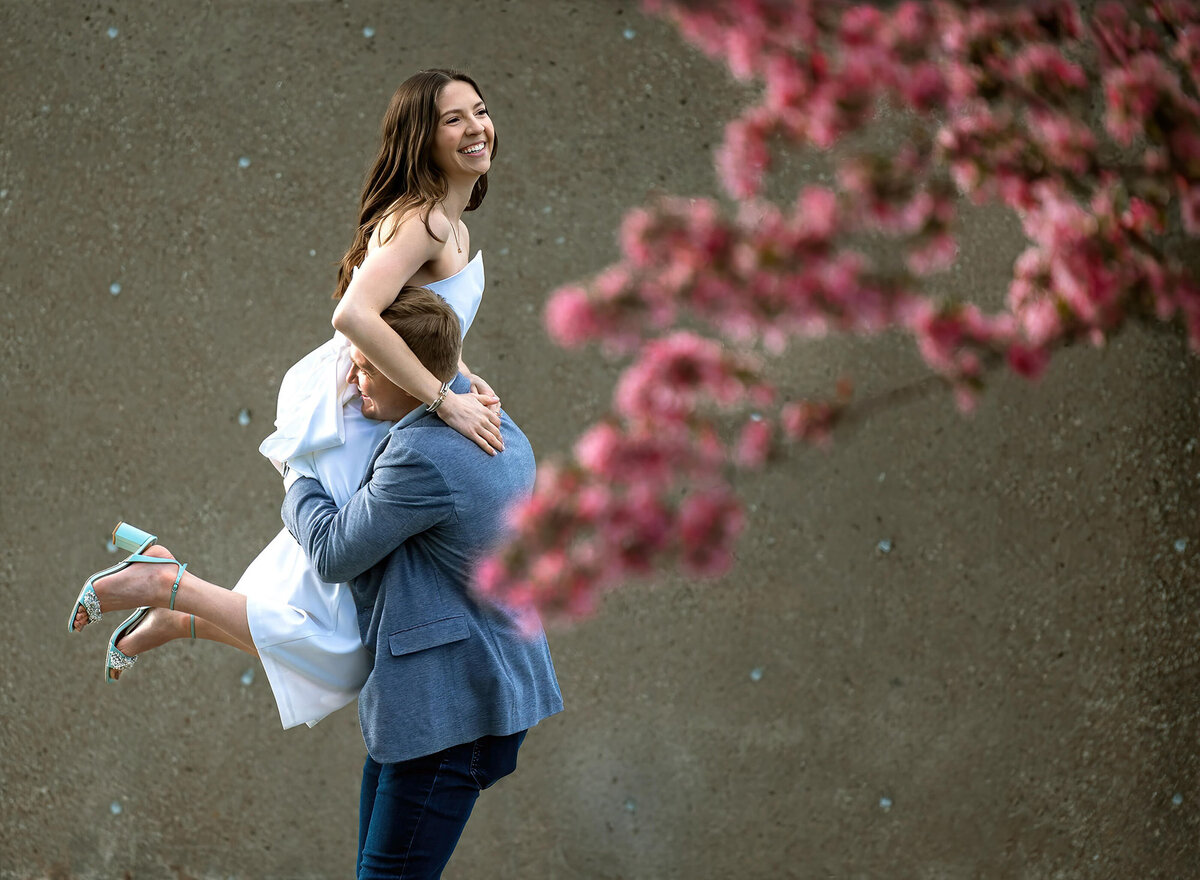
[836,145,960,274]
[474,421,750,619]
[478,0,1200,622]
[614,332,772,426]
[544,192,917,357]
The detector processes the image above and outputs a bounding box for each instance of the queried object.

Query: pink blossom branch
[477,0,1200,623]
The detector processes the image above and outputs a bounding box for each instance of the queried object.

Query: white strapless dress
[234,251,485,729]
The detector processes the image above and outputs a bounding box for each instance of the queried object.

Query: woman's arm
[332,213,503,453]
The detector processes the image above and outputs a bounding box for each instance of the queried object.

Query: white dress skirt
[234,252,485,729]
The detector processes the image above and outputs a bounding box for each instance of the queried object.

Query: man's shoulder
[376,426,435,460]
[381,418,463,457]
[373,421,477,474]
[368,430,451,492]
[384,413,534,478]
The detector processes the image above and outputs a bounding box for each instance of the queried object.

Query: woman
[68,69,503,729]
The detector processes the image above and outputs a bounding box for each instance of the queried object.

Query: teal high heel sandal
[106,610,197,683]
[106,607,150,682]
[69,522,188,633]
[69,522,156,633]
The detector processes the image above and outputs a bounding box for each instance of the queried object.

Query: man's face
[347,346,417,421]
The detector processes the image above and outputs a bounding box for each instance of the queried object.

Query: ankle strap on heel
[168,563,187,611]
[117,552,188,614]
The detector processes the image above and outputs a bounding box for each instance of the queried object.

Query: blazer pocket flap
[388,615,470,656]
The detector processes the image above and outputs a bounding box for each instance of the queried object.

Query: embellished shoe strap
[167,563,188,611]
[81,584,103,624]
[107,645,137,672]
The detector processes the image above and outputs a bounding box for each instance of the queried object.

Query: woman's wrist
[425,382,453,414]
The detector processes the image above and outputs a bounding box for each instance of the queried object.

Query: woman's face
[431,80,494,180]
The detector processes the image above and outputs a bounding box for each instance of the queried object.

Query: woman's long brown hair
[333,69,495,300]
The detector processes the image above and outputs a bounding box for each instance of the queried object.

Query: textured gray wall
[2,1,1198,878]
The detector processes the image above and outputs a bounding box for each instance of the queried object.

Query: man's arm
[282,442,455,583]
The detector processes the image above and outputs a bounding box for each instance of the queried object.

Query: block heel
[112,522,157,554]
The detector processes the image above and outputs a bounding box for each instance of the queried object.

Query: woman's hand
[436,389,504,455]
[468,372,503,415]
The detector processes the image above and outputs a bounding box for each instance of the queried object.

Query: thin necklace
[443,204,462,254]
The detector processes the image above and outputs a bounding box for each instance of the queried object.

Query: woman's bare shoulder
[375,202,450,250]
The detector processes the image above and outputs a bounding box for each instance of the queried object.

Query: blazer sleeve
[282,440,455,584]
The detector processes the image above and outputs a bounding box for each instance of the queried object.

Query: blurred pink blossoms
[477,0,1200,622]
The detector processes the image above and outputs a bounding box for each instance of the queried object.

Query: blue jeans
[356,731,527,879]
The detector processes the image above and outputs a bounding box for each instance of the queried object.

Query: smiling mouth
[459,142,487,156]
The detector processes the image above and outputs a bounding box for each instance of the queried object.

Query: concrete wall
[3,1,1197,877]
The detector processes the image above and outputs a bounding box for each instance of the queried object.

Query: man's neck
[387,392,423,430]
[398,402,425,425]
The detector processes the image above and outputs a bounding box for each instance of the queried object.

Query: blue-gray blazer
[282,374,563,763]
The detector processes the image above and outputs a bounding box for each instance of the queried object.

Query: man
[282,287,563,879]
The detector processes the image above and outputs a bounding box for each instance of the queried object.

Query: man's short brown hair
[379,287,462,383]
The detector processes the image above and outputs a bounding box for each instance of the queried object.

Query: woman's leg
[107,607,258,680]
[194,617,256,654]
[163,570,254,649]
[75,544,256,651]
